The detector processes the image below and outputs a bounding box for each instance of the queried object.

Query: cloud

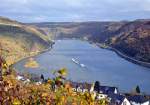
[0,0,150,22]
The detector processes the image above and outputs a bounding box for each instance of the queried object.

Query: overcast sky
[0,0,150,22]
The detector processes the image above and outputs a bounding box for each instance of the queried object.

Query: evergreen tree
[136,85,141,94]
[40,74,44,81]
[94,81,100,92]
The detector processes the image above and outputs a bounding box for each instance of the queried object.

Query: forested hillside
[31,20,150,63]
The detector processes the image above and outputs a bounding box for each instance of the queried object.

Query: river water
[14,39,150,93]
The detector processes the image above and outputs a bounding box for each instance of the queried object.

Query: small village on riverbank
[15,74,150,105]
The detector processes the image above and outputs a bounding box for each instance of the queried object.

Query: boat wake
[71,58,86,68]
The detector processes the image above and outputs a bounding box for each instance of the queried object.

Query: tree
[58,68,67,76]
[94,81,100,92]
[40,74,44,82]
[53,68,67,87]
[135,85,141,94]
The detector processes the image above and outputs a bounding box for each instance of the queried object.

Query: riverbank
[11,42,54,69]
[57,38,150,68]
[94,42,150,68]
[108,47,150,68]
[80,37,150,68]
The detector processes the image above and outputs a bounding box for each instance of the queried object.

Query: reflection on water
[14,39,150,93]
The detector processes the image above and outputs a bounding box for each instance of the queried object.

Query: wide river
[14,39,150,93]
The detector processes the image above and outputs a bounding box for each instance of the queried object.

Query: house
[99,86,119,94]
[16,75,30,84]
[128,95,150,105]
[90,84,119,100]
[97,93,108,100]
[23,79,30,84]
[70,82,92,93]
[108,94,131,105]
[94,86,119,100]
[35,81,42,85]
[16,75,25,81]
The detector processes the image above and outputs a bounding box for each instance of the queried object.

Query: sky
[0,0,150,22]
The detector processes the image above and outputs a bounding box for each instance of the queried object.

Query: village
[16,74,150,105]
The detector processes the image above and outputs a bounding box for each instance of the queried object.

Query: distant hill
[0,16,21,25]
[30,20,150,63]
[110,20,150,63]
[0,16,51,64]
[29,22,126,42]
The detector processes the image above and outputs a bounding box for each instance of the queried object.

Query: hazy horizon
[1,0,150,22]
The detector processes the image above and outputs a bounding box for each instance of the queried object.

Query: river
[14,39,150,93]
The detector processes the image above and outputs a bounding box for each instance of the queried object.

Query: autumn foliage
[0,59,108,105]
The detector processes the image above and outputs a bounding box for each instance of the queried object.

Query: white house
[97,93,108,100]
[23,79,30,84]
[128,95,150,105]
[108,94,131,105]
[94,86,119,100]
[70,82,92,93]
[16,75,30,84]
[16,75,24,80]
[99,86,119,94]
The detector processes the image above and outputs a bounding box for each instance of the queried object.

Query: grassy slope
[0,17,51,65]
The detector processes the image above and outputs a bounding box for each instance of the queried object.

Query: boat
[72,58,86,68]
[71,58,79,64]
